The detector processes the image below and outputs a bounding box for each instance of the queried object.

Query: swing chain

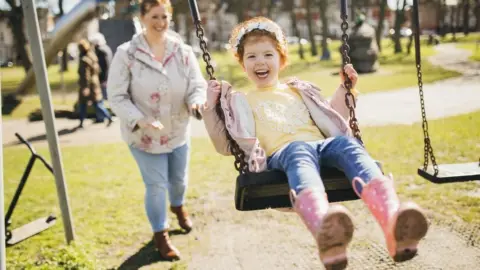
[194,22,215,80]
[216,103,249,174]
[192,20,249,174]
[417,63,438,174]
[340,13,363,144]
[412,0,438,175]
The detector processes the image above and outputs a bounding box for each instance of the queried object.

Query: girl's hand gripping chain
[206,80,221,110]
[340,64,358,90]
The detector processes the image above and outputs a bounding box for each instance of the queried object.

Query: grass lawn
[1,63,79,94]
[2,38,460,121]
[203,38,459,96]
[3,109,479,269]
[458,43,480,62]
[1,94,77,121]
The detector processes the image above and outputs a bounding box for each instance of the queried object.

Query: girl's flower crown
[232,19,287,52]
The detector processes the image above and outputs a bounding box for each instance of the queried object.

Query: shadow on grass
[117,229,186,270]
[4,128,80,147]
[2,93,22,116]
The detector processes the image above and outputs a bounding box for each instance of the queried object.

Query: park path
[2,44,479,147]
[2,44,479,270]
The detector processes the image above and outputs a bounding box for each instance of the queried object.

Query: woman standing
[77,39,113,128]
[107,0,206,261]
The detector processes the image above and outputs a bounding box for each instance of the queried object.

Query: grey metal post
[21,0,75,244]
[1,73,7,270]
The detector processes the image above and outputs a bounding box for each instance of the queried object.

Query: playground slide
[16,0,100,95]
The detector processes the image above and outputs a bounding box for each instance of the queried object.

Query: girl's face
[242,36,282,89]
[141,4,171,37]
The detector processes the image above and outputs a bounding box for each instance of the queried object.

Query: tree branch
[5,0,16,9]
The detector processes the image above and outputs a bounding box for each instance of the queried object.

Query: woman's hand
[136,117,164,130]
[206,80,221,110]
[340,64,358,90]
[191,103,203,120]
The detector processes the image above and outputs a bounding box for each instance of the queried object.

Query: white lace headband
[232,20,287,51]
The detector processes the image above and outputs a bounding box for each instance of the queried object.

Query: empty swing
[188,0,382,211]
[411,0,480,184]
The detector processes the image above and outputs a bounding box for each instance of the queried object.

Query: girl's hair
[139,0,172,16]
[229,17,288,68]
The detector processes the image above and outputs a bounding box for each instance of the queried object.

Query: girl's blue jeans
[267,136,383,195]
[129,143,189,232]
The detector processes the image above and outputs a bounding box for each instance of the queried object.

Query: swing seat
[235,161,382,211]
[418,162,480,184]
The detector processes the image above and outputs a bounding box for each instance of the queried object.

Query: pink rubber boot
[352,175,429,262]
[290,188,354,270]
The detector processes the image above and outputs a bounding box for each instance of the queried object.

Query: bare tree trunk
[318,0,330,60]
[376,0,387,51]
[393,0,407,54]
[5,1,31,72]
[235,0,245,23]
[462,0,470,35]
[185,15,192,45]
[437,0,447,36]
[305,0,318,56]
[351,0,357,22]
[476,0,480,31]
[58,0,68,72]
[287,0,304,59]
[451,5,457,40]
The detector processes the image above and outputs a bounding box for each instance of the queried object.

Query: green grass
[1,94,77,121]
[1,63,79,94]
[3,40,458,121]
[4,109,480,269]
[458,43,480,62]
[204,37,459,96]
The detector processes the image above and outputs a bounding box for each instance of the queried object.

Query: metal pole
[1,71,7,270]
[21,0,75,244]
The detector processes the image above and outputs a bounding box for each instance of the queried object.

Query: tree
[5,0,32,72]
[476,0,480,31]
[376,0,388,51]
[283,0,304,59]
[305,0,318,56]
[318,0,331,60]
[57,0,68,71]
[392,0,407,54]
[462,0,470,35]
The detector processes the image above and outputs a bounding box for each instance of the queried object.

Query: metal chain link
[340,14,363,144]
[194,21,249,174]
[416,63,439,174]
[194,23,215,80]
[412,0,438,175]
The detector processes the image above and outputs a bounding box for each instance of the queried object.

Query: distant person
[89,33,113,123]
[89,33,113,101]
[107,0,206,261]
[77,39,113,128]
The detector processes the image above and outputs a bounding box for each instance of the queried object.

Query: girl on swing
[203,17,429,269]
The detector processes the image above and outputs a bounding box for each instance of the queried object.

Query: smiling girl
[203,17,428,269]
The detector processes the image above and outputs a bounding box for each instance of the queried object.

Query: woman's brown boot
[170,205,193,233]
[153,230,180,261]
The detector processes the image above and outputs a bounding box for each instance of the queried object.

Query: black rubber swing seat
[235,161,382,211]
[417,162,480,184]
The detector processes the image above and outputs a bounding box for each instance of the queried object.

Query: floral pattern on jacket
[107,33,207,153]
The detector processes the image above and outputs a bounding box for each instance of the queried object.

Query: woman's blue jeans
[267,136,383,195]
[129,143,190,232]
